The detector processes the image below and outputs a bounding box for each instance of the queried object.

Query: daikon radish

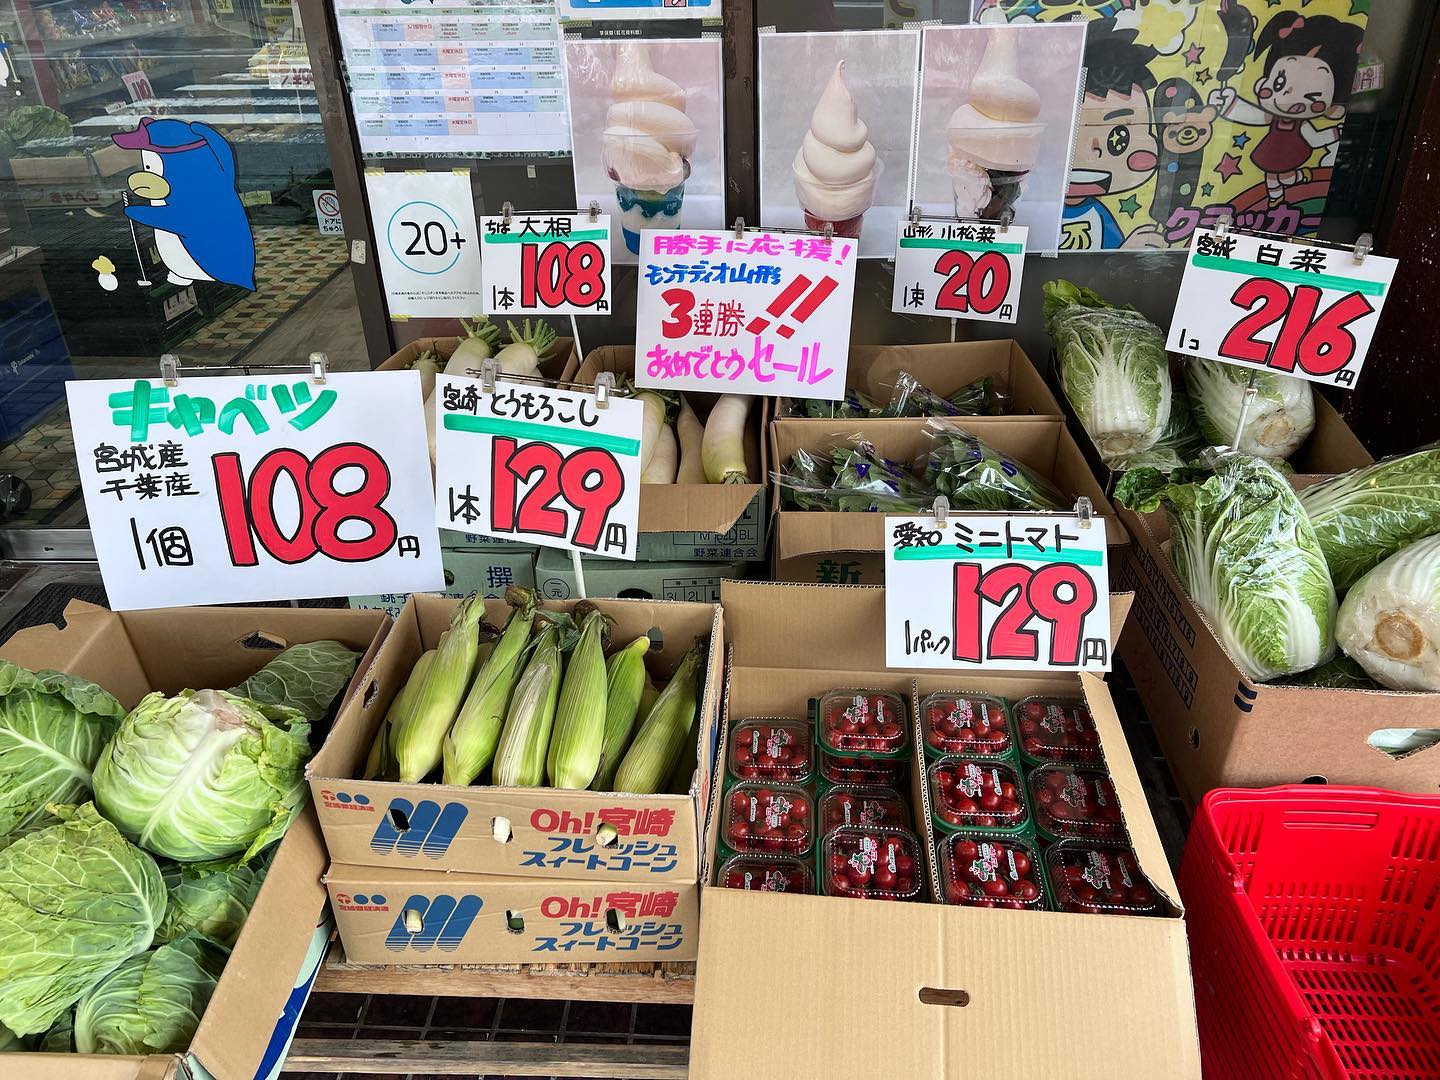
[702,395,752,484]
[636,389,669,473]
[642,424,677,484]
[494,320,557,377]
[675,397,705,483]
[444,319,501,378]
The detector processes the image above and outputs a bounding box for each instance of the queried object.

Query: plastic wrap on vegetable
[831,440,932,509]
[1116,451,1336,681]
[795,389,883,419]
[1278,655,1376,691]
[1299,444,1440,592]
[919,417,1067,511]
[1335,533,1440,692]
[1184,358,1315,461]
[1114,390,1207,475]
[884,372,1003,418]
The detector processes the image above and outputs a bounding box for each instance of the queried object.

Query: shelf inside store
[37,15,194,50]
[57,60,191,106]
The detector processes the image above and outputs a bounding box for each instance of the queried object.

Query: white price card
[480,213,612,317]
[67,372,444,611]
[634,227,858,401]
[890,218,1026,324]
[433,375,643,560]
[884,513,1111,672]
[365,169,484,318]
[1167,228,1397,389]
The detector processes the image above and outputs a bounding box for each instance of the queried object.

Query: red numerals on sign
[490,436,625,550]
[659,288,695,338]
[934,250,1010,316]
[951,562,1098,666]
[520,241,607,310]
[1219,278,1374,377]
[214,443,397,567]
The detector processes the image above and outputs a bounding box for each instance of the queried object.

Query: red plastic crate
[1181,786,1440,1080]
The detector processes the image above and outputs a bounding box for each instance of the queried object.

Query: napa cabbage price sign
[884,512,1110,671]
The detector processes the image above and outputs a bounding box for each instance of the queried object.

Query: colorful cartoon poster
[972,1,1370,252]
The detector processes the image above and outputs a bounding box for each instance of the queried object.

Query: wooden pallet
[283,1038,689,1077]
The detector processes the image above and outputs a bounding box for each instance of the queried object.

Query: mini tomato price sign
[1167,228,1397,389]
[433,375,642,559]
[884,513,1111,672]
[890,218,1027,324]
[479,212,612,317]
[67,372,444,611]
[634,228,858,401]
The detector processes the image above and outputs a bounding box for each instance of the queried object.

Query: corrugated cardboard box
[0,601,389,1080]
[326,864,698,964]
[350,542,537,619]
[534,546,749,603]
[690,583,1199,1080]
[307,593,724,883]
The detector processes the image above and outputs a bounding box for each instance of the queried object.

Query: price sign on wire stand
[634,222,858,401]
[433,370,643,561]
[890,216,1027,324]
[1167,227,1397,389]
[67,360,444,611]
[884,500,1111,672]
[480,206,612,317]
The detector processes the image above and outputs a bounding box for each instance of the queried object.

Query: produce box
[1115,503,1440,804]
[350,542,537,620]
[691,582,1199,1080]
[308,593,724,883]
[566,346,769,561]
[326,864,698,964]
[0,601,389,1080]
[777,339,1064,418]
[533,546,749,603]
[379,332,575,382]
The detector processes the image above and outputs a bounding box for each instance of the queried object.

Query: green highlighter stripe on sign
[443,415,641,456]
[483,229,609,245]
[1191,254,1388,297]
[898,237,1025,255]
[893,544,1103,566]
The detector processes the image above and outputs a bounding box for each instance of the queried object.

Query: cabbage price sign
[68,372,443,611]
[884,512,1111,672]
[480,212,612,317]
[433,375,642,559]
[890,218,1027,324]
[1167,228,1397,389]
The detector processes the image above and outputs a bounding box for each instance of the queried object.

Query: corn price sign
[890,218,1027,325]
[480,212,612,317]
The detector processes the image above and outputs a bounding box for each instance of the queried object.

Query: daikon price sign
[480,212,612,317]
[884,513,1111,672]
[634,228,858,401]
[68,372,443,611]
[1167,228,1397,388]
[890,218,1026,324]
[433,375,642,559]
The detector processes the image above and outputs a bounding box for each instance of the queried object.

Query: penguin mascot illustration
[111,117,256,290]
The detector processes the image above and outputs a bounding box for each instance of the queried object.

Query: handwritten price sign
[67,372,443,611]
[890,218,1026,324]
[433,375,642,560]
[634,228,858,401]
[480,212,612,317]
[884,513,1111,672]
[1167,228,1397,389]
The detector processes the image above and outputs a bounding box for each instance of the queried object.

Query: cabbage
[93,690,310,862]
[157,856,267,948]
[227,640,359,724]
[1183,359,1315,460]
[1117,390,1207,474]
[37,1011,73,1053]
[0,803,165,1036]
[1116,452,1336,681]
[1335,533,1440,692]
[1044,280,1172,465]
[1299,445,1440,592]
[0,661,125,835]
[73,932,226,1055]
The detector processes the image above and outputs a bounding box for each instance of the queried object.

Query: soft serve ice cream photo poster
[911,22,1087,251]
[758,30,920,259]
[564,38,726,266]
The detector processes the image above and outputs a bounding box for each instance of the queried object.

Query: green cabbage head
[73,932,227,1055]
[227,640,359,724]
[93,689,310,862]
[157,855,268,948]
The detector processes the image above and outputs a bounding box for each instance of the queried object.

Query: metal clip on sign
[309,351,329,384]
[909,205,921,226]
[502,201,514,226]
[733,217,745,240]
[931,495,950,526]
[1353,232,1373,264]
[159,353,180,387]
[1074,496,1094,530]
[823,222,834,242]
[588,200,601,224]
[1000,209,1014,233]
[593,371,614,410]
[480,358,498,394]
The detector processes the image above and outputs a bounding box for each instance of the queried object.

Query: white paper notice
[68,372,443,611]
[560,0,717,18]
[366,169,484,318]
[890,218,1026,323]
[479,212,613,316]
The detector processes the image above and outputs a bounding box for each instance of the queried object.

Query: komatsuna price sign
[634,227,858,401]
[1167,227,1397,389]
[68,371,443,611]
[890,218,1027,325]
[480,212,612,317]
[433,374,643,560]
[884,511,1111,672]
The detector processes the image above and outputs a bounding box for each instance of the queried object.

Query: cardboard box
[326,864,698,964]
[0,601,389,1080]
[308,593,724,882]
[1115,503,1440,804]
[778,339,1064,418]
[378,333,575,382]
[773,551,883,585]
[350,542,537,619]
[534,546,749,603]
[690,582,1199,1080]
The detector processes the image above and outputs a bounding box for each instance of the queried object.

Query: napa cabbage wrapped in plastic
[1335,533,1440,692]
[1183,359,1315,460]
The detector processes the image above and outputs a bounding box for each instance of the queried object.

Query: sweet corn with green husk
[547,603,611,789]
[592,635,650,791]
[639,674,660,722]
[612,640,704,794]
[492,621,562,787]
[442,587,538,786]
[364,648,436,780]
[394,598,485,783]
